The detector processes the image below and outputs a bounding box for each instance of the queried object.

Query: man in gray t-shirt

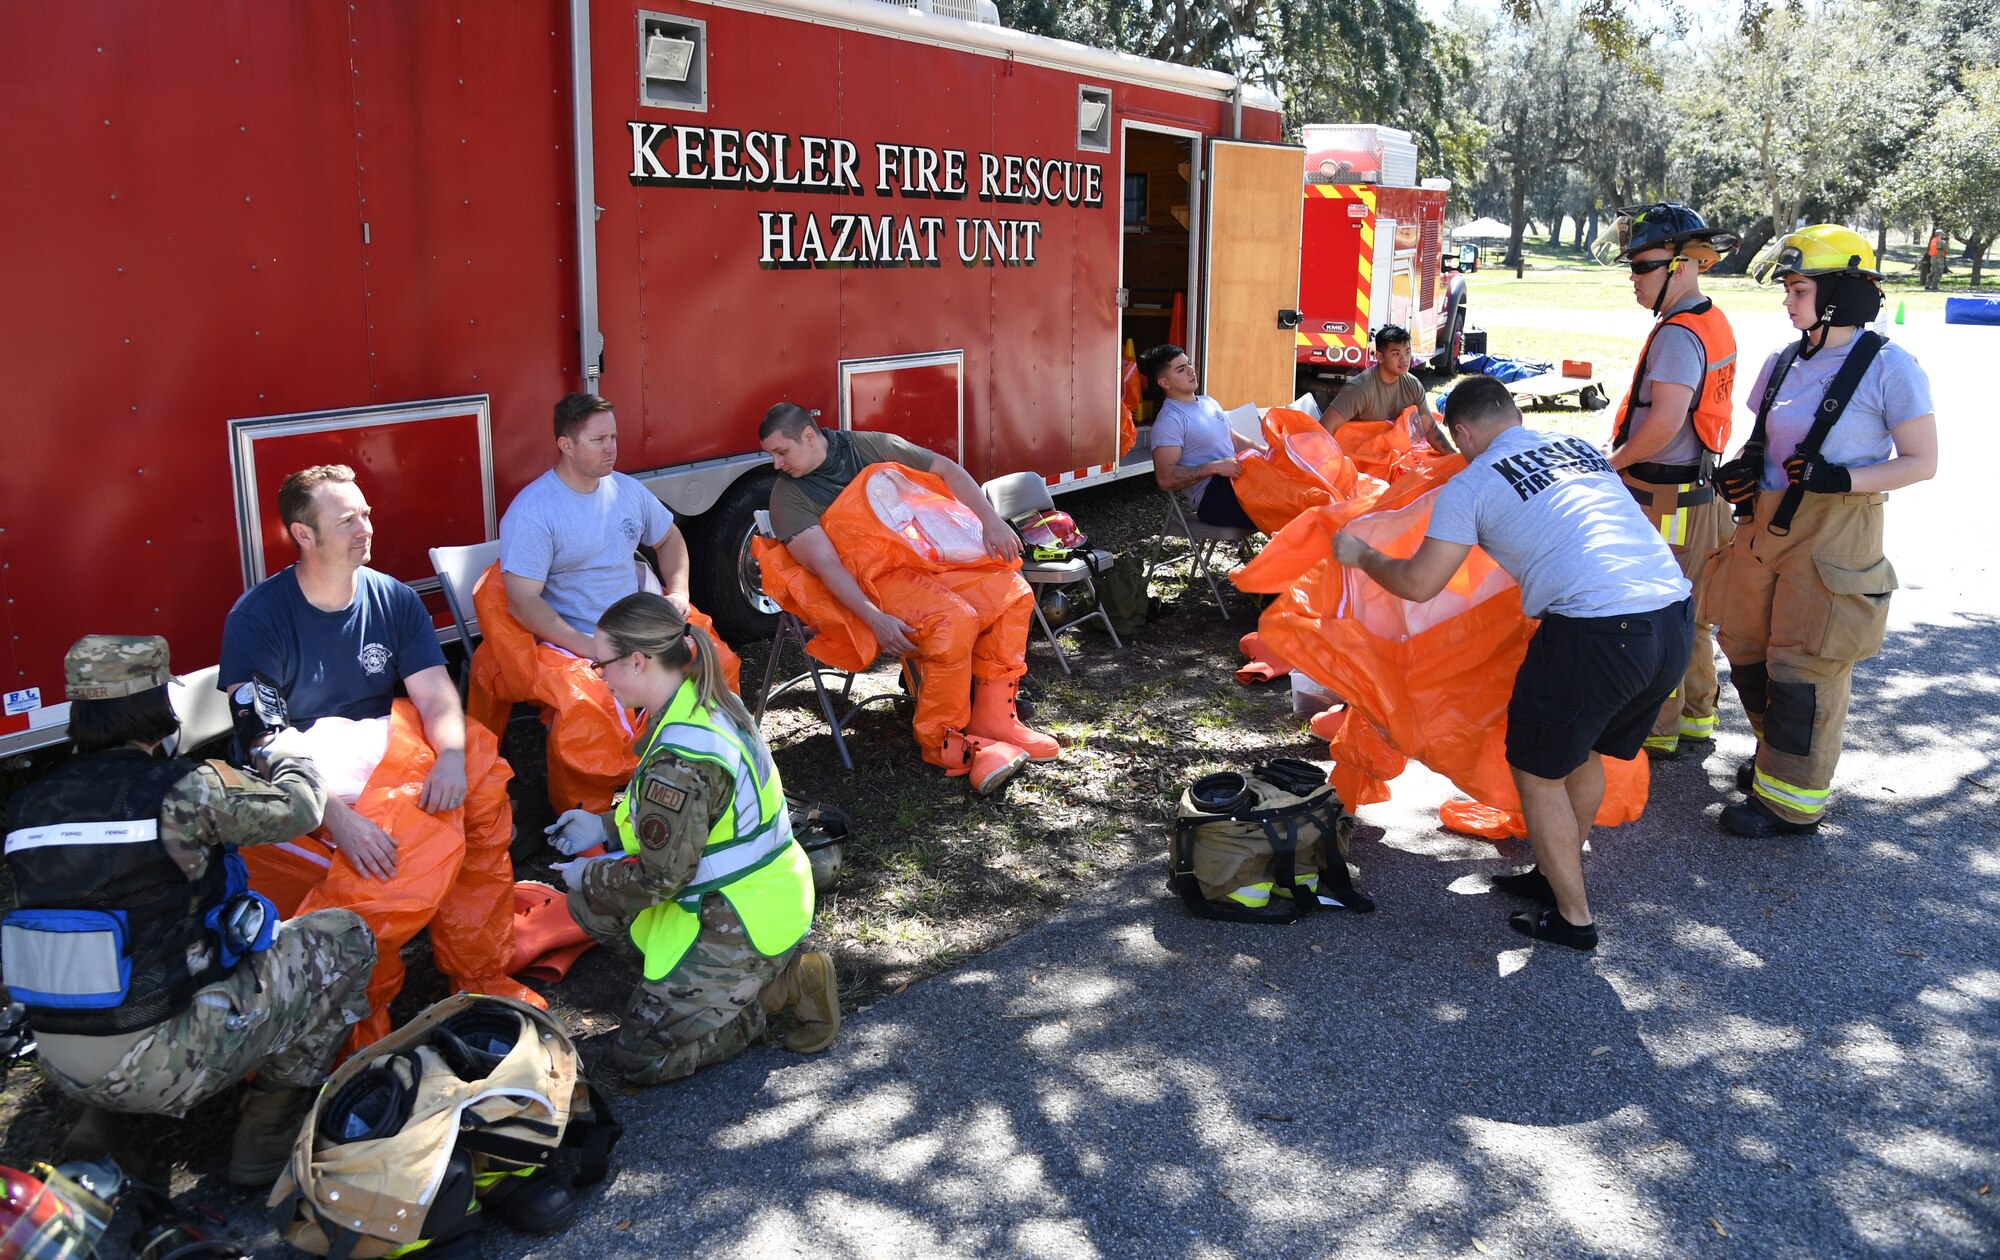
[499,394,687,657]
[488,393,740,815]
[1334,377,1692,953]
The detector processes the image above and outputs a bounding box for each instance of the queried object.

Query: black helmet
[1614,203,1740,265]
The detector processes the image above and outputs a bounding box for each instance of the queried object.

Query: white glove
[551,857,609,893]
[544,809,606,856]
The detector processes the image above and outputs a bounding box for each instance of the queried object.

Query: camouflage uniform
[24,636,376,1119]
[567,752,806,1086]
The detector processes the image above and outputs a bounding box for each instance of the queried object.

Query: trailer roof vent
[638,10,706,112]
[869,0,1002,25]
[1077,85,1112,153]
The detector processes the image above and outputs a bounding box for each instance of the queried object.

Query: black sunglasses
[1628,258,1676,276]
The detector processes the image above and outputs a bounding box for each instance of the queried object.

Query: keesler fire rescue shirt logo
[358,643,392,675]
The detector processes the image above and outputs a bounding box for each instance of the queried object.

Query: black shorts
[1505,598,1694,780]
[1195,476,1255,529]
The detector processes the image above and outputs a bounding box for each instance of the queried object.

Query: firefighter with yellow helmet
[1707,225,1939,836]
[1606,203,1742,759]
[543,591,840,1084]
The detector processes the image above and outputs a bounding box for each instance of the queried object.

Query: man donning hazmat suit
[759,402,1059,794]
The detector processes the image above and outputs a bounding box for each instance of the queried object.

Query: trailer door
[1200,140,1305,410]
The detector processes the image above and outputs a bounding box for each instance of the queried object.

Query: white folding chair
[429,539,502,699]
[1145,489,1253,617]
[170,664,235,752]
[747,511,906,770]
[981,471,1122,675]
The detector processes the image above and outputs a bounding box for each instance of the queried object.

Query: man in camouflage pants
[6,635,375,1186]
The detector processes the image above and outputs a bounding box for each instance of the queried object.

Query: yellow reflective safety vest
[613,682,813,982]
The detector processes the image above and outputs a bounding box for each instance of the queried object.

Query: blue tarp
[1945,296,2000,327]
[1454,353,1555,384]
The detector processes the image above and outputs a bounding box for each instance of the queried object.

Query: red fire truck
[0,0,1326,755]
[1293,124,1468,387]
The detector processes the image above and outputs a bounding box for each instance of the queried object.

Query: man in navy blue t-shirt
[220,465,537,1041]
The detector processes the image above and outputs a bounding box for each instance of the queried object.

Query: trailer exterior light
[644,33,695,83]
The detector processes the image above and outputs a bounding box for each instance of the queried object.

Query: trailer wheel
[690,469,781,645]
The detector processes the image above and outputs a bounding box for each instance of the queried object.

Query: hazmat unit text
[627,123,1105,268]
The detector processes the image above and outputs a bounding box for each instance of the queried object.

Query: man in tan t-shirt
[1322,324,1438,445]
[757,402,1058,795]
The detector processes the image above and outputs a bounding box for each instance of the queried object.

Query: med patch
[643,775,689,814]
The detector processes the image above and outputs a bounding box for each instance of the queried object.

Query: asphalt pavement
[477,309,1996,1258]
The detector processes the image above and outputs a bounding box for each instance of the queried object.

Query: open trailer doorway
[1118,125,1198,449]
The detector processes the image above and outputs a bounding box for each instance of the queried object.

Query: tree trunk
[1572,210,1586,250]
[1508,166,1529,275]
[1875,214,1887,262]
[1971,235,1991,289]
[1712,219,1776,277]
[1548,215,1565,248]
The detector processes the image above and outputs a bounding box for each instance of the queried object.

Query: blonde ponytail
[598,592,756,739]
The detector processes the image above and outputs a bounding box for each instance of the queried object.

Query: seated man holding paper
[1141,343,1265,529]
[756,402,1058,796]
[221,464,539,1049]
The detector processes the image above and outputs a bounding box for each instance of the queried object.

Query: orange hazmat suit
[241,699,538,1052]
[1232,458,1649,839]
[1231,407,1387,537]
[756,463,1033,769]
[466,561,740,814]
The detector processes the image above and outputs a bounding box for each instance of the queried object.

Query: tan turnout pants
[1624,473,1734,752]
[1703,488,1896,824]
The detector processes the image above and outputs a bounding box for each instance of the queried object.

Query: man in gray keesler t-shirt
[1334,376,1692,952]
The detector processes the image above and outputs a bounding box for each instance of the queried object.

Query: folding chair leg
[753,624,792,724]
[1144,495,1176,584]
[1030,595,1073,676]
[803,657,857,772]
[1193,538,1230,615]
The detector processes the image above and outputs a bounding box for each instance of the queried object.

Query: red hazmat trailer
[1,0,1322,753]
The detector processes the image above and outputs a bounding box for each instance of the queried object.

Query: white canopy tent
[1451,216,1512,241]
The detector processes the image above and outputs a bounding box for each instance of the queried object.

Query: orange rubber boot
[966,679,1060,762]
[940,731,1029,795]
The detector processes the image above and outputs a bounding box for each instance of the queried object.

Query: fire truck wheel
[691,469,783,645]
[1438,305,1465,376]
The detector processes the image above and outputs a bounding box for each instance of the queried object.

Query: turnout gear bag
[1169,758,1374,923]
[271,993,621,1259]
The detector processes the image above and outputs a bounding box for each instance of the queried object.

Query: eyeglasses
[589,651,644,675]
[1628,258,1676,276]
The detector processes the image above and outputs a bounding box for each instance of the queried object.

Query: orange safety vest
[1612,299,1738,458]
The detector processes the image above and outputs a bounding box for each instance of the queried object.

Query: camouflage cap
[64,634,173,700]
